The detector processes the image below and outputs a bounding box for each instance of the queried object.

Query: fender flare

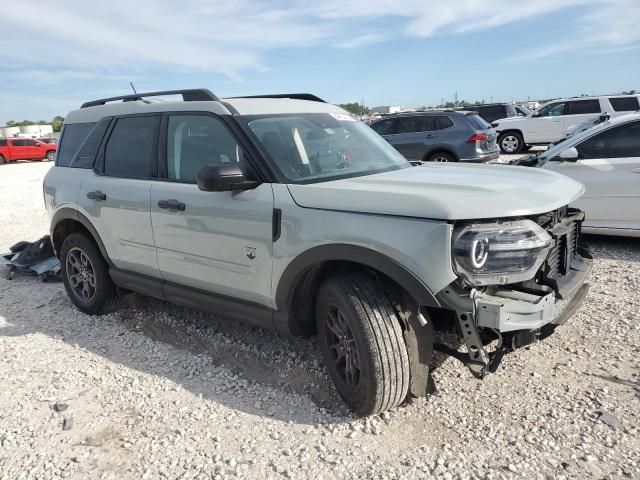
[51,207,112,265]
[275,244,441,311]
[423,147,459,162]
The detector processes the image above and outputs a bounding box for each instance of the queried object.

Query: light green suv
[44,89,592,415]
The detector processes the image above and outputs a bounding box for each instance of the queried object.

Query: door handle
[158,199,186,211]
[86,190,106,201]
[631,168,640,174]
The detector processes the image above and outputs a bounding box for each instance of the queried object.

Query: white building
[370,105,409,115]
[0,124,54,138]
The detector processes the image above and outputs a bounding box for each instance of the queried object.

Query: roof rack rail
[228,93,326,103]
[80,88,219,108]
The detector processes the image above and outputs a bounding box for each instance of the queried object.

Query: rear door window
[104,116,159,178]
[397,117,424,134]
[422,116,437,131]
[0,140,6,147]
[608,97,640,112]
[437,116,454,130]
[566,100,601,115]
[56,122,97,166]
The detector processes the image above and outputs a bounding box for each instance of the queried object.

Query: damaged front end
[437,207,593,378]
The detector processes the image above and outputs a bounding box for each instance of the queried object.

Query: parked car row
[44,89,595,415]
[0,137,57,164]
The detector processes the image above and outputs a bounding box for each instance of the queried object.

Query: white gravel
[1,160,639,480]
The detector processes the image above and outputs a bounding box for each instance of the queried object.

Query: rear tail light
[467,133,488,143]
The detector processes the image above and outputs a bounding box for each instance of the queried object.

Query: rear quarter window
[437,116,454,130]
[466,114,490,130]
[56,122,97,167]
[609,97,640,112]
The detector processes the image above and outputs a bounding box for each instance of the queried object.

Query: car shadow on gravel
[584,234,640,262]
[0,281,357,424]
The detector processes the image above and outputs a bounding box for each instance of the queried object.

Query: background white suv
[493,94,640,153]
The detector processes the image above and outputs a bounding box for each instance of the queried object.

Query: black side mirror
[197,164,258,192]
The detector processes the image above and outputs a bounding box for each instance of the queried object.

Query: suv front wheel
[498,132,524,154]
[316,273,410,415]
[60,233,117,315]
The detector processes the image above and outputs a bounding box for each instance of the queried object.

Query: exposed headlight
[452,219,551,286]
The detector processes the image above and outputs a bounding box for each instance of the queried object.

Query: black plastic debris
[1,235,61,282]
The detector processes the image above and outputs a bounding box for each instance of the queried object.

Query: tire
[498,132,524,154]
[45,151,56,162]
[315,273,410,415]
[60,233,117,315]
[427,151,456,163]
[0,155,5,165]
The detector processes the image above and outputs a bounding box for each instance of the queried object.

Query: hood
[287,164,585,220]
[493,115,526,126]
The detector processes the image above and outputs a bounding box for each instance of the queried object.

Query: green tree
[338,102,370,116]
[52,116,65,133]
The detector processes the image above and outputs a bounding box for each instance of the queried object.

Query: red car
[0,138,57,164]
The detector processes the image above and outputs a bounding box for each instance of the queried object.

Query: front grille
[533,208,581,280]
[545,221,579,278]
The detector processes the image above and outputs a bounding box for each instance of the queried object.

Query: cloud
[513,0,640,61]
[0,0,637,110]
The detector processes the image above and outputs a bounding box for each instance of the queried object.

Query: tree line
[4,116,65,132]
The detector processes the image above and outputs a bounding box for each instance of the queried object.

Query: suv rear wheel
[498,132,524,154]
[60,233,117,315]
[427,152,456,163]
[0,155,5,165]
[316,273,409,415]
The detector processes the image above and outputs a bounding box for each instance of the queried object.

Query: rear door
[547,120,640,231]
[563,99,601,135]
[385,115,437,161]
[78,115,161,277]
[527,101,567,143]
[149,113,274,307]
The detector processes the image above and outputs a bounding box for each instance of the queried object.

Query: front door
[150,113,274,307]
[527,101,567,143]
[10,139,37,160]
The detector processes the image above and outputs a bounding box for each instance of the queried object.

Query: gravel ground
[1,160,639,480]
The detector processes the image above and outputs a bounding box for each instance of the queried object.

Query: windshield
[242,113,410,183]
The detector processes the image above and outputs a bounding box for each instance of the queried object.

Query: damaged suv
[44,89,592,415]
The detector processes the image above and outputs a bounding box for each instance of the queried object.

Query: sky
[1,0,639,124]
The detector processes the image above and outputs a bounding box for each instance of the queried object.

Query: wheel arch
[422,147,459,162]
[274,244,441,337]
[498,128,524,139]
[51,208,112,266]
